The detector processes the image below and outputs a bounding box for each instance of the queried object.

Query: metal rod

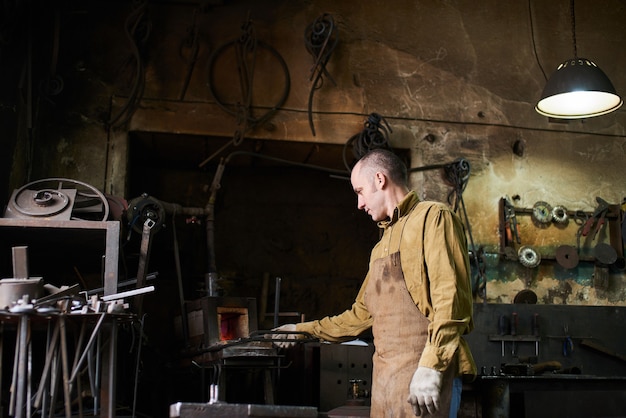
[12,246,29,279]
[9,319,20,416]
[27,335,32,418]
[104,321,118,418]
[94,331,101,415]
[86,272,158,296]
[135,218,155,315]
[69,313,107,383]
[101,285,155,302]
[69,318,87,391]
[132,314,147,418]
[172,209,190,347]
[274,277,281,328]
[34,320,61,408]
[88,341,97,415]
[14,315,29,418]
[48,344,60,418]
[59,316,72,418]
[70,319,88,418]
[0,323,3,412]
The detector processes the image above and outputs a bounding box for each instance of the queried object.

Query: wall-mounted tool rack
[497,197,624,265]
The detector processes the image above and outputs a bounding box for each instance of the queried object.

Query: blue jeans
[449,377,462,418]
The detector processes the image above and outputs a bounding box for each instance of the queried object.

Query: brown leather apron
[364,251,456,417]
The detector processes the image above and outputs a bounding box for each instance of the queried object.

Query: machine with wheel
[4,178,110,221]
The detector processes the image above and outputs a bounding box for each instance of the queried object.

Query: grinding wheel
[518,246,541,268]
[594,243,617,265]
[555,245,579,269]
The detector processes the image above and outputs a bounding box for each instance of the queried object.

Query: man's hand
[407,366,443,416]
[267,324,299,348]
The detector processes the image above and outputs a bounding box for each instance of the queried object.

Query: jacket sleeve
[418,206,474,371]
[295,275,373,342]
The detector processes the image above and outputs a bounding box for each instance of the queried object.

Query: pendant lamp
[535,1,622,119]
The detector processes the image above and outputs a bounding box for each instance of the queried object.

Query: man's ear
[375,171,386,189]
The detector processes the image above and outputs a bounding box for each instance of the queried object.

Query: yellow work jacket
[296,191,477,379]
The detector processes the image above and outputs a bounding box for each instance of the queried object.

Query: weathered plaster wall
[2,0,626,310]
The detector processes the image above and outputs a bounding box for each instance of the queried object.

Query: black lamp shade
[535,58,623,119]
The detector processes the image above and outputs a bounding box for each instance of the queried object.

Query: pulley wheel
[13,188,72,217]
[594,243,617,265]
[555,245,579,269]
[126,194,166,234]
[7,178,109,221]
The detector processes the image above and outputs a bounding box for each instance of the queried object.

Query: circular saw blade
[555,245,579,269]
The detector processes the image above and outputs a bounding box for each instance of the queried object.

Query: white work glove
[407,366,443,416]
[268,324,299,348]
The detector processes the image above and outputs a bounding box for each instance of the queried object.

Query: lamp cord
[527,0,547,80]
[570,0,577,58]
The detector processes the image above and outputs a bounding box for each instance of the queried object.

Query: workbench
[478,374,626,418]
[463,303,626,417]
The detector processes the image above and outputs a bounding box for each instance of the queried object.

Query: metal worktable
[1,309,133,418]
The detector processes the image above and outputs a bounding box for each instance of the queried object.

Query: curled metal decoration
[445,158,471,211]
[207,16,290,147]
[343,113,393,171]
[304,13,338,136]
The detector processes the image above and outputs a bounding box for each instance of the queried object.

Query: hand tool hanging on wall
[498,314,509,357]
[503,195,521,245]
[580,339,626,363]
[203,14,290,167]
[562,325,573,357]
[581,197,609,239]
[511,312,518,356]
[531,313,540,356]
[304,12,338,136]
